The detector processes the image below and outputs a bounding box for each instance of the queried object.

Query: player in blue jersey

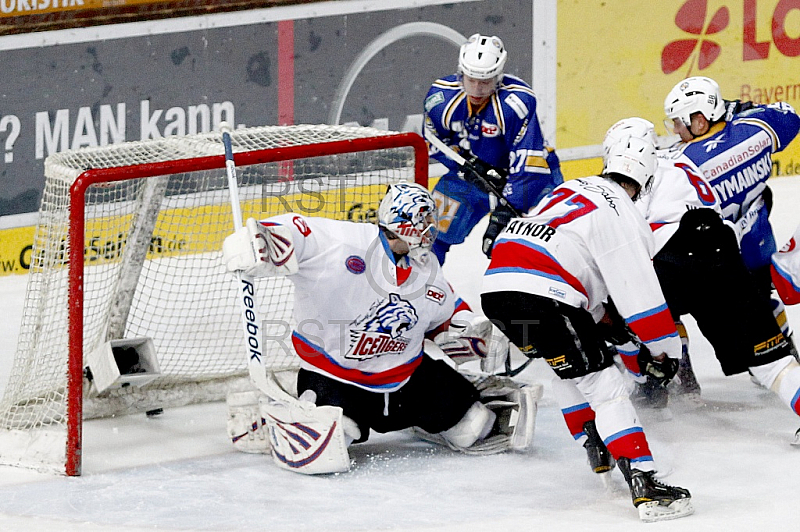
[423,33,563,264]
[662,77,800,415]
[663,76,800,296]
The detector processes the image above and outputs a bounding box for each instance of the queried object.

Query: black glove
[461,153,508,194]
[598,299,636,346]
[724,99,755,121]
[637,347,679,387]
[482,204,515,259]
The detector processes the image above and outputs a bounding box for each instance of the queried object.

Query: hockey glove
[222,218,299,277]
[724,99,755,121]
[637,347,679,387]
[482,204,515,259]
[598,299,637,346]
[460,153,508,195]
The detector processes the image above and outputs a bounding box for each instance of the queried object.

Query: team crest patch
[346,294,418,360]
[345,255,366,274]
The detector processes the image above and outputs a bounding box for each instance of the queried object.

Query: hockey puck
[145,408,163,417]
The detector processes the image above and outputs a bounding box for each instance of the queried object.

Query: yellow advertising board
[558,0,800,178]
[0,0,177,18]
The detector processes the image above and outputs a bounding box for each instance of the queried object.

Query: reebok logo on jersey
[703,134,726,152]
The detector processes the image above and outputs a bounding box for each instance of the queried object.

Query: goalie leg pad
[260,397,351,475]
[227,390,270,454]
[440,401,495,449]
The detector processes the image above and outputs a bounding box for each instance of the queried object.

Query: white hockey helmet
[664,76,725,128]
[603,136,657,196]
[602,117,657,163]
[378,182,439,257]
[458,34,508,80]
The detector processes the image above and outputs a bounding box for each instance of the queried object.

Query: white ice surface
[1,176,800,531]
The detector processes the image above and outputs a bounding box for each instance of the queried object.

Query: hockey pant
[654,208,792,376]
[482,291,655,469]
[296,355,479,442]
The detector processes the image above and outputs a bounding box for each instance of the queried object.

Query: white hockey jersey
[261,214,467,392]
[772,223,800,305]
[482,176,681,359]
[636,156,721,254]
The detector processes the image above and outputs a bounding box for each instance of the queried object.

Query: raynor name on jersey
[503,219,556,242]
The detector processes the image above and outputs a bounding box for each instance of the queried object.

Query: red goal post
[0,124,428,476]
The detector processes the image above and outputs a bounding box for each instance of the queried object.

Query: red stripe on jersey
[491,240,588,298]
[292,334,423,388]
[649,222,667,232]
[628,307,677,344]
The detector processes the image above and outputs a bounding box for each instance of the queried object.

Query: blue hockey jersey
[423,73,562,213]
[665,101,800,270]
[667,102,800,221]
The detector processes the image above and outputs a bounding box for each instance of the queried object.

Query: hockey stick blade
[423,128,520,217]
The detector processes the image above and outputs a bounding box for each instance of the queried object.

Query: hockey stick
[220,122,274,396]
[423,128,521,217]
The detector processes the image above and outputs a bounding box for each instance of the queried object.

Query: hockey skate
[631,376,669,409]
[617,457,694,522]
[673,351,701,396]
[582,420,614,474]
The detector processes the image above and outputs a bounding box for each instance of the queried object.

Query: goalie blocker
[227,368,542,474]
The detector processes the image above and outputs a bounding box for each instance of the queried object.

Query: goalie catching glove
[222,217,299,277]
[434,313,510,374]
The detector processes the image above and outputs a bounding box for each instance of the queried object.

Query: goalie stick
[423,128,521,217]
[221,123,283,399]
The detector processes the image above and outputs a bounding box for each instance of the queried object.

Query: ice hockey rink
[1,175,799,532]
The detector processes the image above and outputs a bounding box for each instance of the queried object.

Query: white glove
[222,218,298,277]
[435,314,510,374]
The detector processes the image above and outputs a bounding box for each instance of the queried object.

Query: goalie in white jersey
[222,182,540,475]
[481,136,693,522]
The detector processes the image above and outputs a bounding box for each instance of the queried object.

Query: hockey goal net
[0,124,428,475]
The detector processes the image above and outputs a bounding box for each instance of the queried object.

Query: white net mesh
[0,124,422,474]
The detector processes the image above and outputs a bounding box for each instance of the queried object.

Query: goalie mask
[378,182,439,258]
[664,76,725,132]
